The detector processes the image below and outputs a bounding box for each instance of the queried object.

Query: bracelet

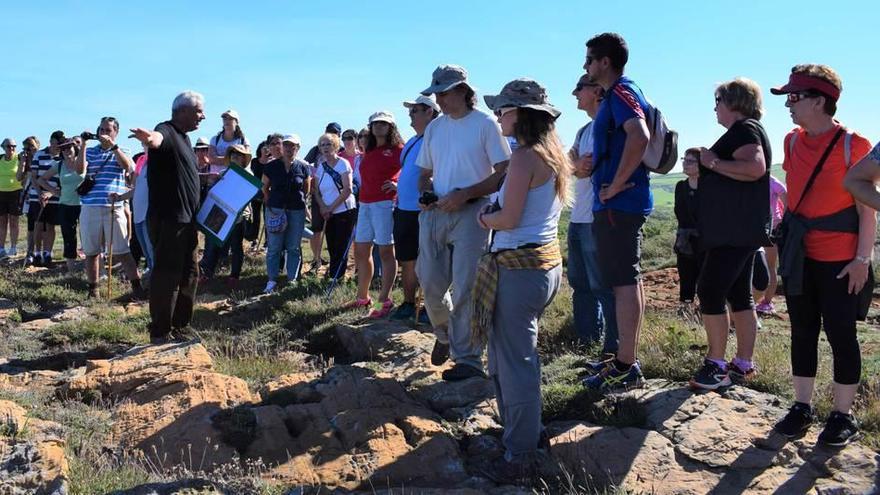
[855,255,871,265]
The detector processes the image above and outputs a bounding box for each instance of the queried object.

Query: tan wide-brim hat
[225,143,252,165]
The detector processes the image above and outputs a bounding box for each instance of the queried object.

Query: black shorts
[27,201,60,230]
[593,209,647,287]
[310,196,325,233]
[393,208,420,262]
[0,190,22,216]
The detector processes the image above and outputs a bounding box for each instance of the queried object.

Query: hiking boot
[430,339,450,366]
[728,360,757,384]
[390,302,415,321]
[818,411,860,447]
[476,455,536,485]
[774,402,814,438]
[582,360,645,392]
[689,359,732,391]
[442,363,486,381]
[368,299,394,319]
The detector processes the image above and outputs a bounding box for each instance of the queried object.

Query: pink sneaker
[368,299,394,319]
[345,298,372,310]
[755,302,774,315]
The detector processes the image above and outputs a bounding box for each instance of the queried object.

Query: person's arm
[326,171,352,213]
[599,116,649,203]
[699,144,766,182]
[15,153,29,182]
[837,201,876,293]
[35,166,60,196]
[130,128,164,149]
[843,149,880,210]
[437,161,509,212]
[261,175,270,204]
[302,169,311,198]
[673,182,685,224]
[479,152,532,231]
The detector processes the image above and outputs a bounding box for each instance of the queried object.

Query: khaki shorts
[79,205,130,256]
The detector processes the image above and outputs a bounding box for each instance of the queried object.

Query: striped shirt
[28,149,60,204]
[81,145,130,206]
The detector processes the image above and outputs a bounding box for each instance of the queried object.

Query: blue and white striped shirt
[28,149,60,204]
[81,145,130,206]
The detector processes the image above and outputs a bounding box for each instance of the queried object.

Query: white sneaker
[263,280,277,294]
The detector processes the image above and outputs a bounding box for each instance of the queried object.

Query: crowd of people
[2,31,879,483]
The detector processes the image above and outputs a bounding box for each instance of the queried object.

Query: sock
[613,359,632,372]
[707,358,728,371]
[732,357,753,372]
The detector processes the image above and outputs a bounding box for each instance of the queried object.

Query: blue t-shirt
[263,158,309,210]
[82,145,130,206]
[592,76,653,215]
[397,135,424,211]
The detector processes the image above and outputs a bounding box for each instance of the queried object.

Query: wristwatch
[110,144,119,152]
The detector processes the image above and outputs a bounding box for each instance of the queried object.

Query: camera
[419,191,439,206]
[80,132,99,141]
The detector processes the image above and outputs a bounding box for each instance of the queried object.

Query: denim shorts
[355,200,394,245]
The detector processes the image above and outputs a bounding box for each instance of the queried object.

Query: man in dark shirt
[131,90,206,344]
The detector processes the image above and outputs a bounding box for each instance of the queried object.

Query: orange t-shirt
[782,124,872,261]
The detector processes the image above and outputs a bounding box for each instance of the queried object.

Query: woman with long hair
[36,139,85,273]
[313,133,357,280]
[475,78,569,482]
[348,112,403,317]
[209,109,249,165]
[688,78,771,391]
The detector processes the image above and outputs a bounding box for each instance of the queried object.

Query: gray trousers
[488,265,562,460]
[416,200,489,370]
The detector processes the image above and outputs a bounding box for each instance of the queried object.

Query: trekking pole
[107,197,115,299]
[324,219,357,300]
[414,286,424,326]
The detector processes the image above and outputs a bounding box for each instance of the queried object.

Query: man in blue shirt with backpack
[581,32,652,392]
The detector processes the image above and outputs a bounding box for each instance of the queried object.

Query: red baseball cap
[771,73,841,101]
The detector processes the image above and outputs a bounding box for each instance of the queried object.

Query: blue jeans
[267,208,306,282]
[567,222,618,353]
[134,220,154,271]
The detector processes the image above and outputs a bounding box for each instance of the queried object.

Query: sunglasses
[3,144,15,149]
[494,107,518,118]
[574,82,597,92]
[585,55,597,66]
[787,92,819,104]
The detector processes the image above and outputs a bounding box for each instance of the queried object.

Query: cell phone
[419,191,438,205]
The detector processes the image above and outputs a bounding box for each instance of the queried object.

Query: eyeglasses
[787,92,819,104]
[494,107,518,118]
[3,145,15,149]
[574,82,598,92]
[714,96,722,105]
[585,55,597,66]
[681,157,699,164]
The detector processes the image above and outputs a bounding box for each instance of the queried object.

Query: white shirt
[417,109,511,196]
[133,162,149,224]
[570,122,595,224]
[315,157,357,214]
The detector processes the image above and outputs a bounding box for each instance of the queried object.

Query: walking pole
[414,286,424,326]
[107,197,115,299]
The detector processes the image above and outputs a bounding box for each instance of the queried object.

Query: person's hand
[98,133,115,150]
[437,189,469,212]
[322,209,331,221]
[837,259,870,294]
[381,180,398,194]
[699,147,719,169]
[573,153,593,178]
[599,181,634,203]
[39,192,51,206]
[477,204,494,229]
[108,192,120,203]
[129,128,152,146]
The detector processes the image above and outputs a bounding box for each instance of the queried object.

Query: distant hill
[650,166,785,209]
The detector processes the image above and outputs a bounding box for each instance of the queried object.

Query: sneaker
[689,359,732,391]
[442,363,487,381]
[263,280,277,294]
[585,352,617,374]
[368,299,394,319]
[0,248,7,261]
[755,302,775,315]
[24,254,35,266]
[42,255,53,269]
[728,361,757,384]
[582,360,645,391]
[774,402,814,438]
[391,302,415,321]
[150,335,172,345]
[345,297,372,310]
[32,253,44,267]
[8,246,16,257]
[430,339,450,366]
[818,411,860,447]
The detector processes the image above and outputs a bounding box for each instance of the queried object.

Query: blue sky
[3,0,877,170]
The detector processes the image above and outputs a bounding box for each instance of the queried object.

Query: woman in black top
[246,140,273,249]
[689,78,771,391]
[674,148,702,313]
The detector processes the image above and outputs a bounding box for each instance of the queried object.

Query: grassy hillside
[650,167,786,209]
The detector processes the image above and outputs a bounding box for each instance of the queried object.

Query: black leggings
[697,246,755,315]
[324,209,356,280]
[677,252,704,302]
[752,249,769,292]
[785,258,861,385]
[58,204,81,260]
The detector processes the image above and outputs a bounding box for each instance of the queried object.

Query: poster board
[196,164,261,246]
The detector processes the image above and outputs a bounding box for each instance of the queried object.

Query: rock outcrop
[0,400,68,495]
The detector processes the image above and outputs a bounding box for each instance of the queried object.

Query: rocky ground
[0,265,878,494]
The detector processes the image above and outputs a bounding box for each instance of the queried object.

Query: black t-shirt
[674,179,699,229]
[698,118,772,248]
[263,158,309,210]
[147,121,200,223]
